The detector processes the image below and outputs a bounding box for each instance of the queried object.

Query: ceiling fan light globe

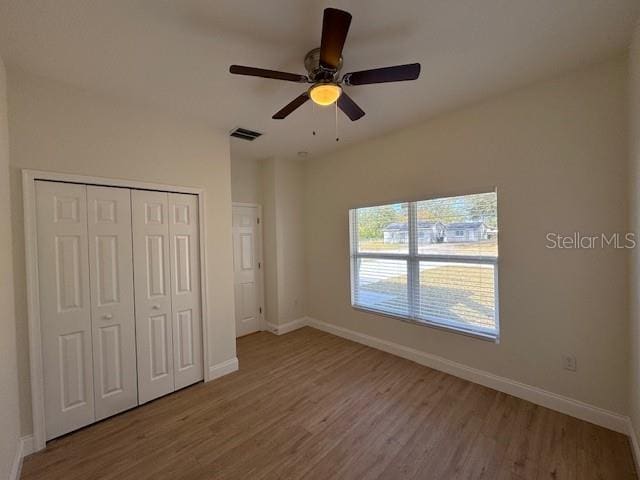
[310,83,342,106]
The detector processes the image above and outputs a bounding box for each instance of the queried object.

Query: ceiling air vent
[230,127,263,141]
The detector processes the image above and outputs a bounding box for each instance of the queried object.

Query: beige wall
[305,56,629,414]
[0,55,21,480]
[8,69,237,435]
[261,157,306,326]
[230,154,262,205]
[630,23,640,439]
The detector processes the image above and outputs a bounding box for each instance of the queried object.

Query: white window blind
[349,192,499,339]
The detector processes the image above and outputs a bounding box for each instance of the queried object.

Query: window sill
[351,305,500,343]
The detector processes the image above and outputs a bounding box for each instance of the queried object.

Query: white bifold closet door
[86,186,138,420]
[37,181,204,439]
[132,190,203,404]
[36,181,95,440]
[132,190,174,404]
[169,193,204,390]
[37,182,139,439]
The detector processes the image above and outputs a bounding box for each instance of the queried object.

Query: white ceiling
[1,0,638,161]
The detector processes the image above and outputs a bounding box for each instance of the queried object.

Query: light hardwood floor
[22,327,636,479]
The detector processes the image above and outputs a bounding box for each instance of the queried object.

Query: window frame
[349,193,500,342]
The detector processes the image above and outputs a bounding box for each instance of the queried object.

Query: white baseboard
[627,419,640,473]
[21,435,34,457]
[207,357,239,381]
[9,437,23,480]
[306,317,629,434]
[266,317,308,335]
[9,435,34,480]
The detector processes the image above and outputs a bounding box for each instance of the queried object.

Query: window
[349,191,499,340]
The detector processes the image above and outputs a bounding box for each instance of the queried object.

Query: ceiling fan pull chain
[312,101,317,136]
[335,101,339,142]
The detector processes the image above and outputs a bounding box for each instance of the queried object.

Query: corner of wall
[261,157,279,324]
[0,54,23,480]
[260,157,307,326]
[628,20,640,461]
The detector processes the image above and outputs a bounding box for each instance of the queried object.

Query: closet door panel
[169,194,203,389]
[132,190,175,403]
[36,181,95,440]
[87,186,137,419]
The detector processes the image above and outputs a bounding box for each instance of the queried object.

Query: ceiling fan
[229,8,421,121]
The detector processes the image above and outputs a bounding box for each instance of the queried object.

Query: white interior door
[132,190,174,404]
[232,205,262,337]
[87,186,137,419]
[169,193,204,389]
[36,181,95,440]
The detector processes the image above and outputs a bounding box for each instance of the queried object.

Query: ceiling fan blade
[272,92,310,119]
[344,63,421,85]
[337,92,365,121]
[230,65,308,83]
[319,8,352,69]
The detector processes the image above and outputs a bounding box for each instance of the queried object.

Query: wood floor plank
[20,327,636,480]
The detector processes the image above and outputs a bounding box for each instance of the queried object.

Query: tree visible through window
[349,191,499,339]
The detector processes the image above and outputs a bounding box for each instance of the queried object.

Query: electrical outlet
[562,354,577,372]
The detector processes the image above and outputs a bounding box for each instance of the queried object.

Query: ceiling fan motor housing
[304,47,342,82]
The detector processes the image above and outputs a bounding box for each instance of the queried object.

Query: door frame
[23,169,212,451]
[232,202,266,334]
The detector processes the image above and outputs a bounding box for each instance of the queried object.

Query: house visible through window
[349,191,499,339]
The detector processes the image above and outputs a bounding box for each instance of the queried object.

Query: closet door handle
[102,314,113,320]
[152,304,160,310]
